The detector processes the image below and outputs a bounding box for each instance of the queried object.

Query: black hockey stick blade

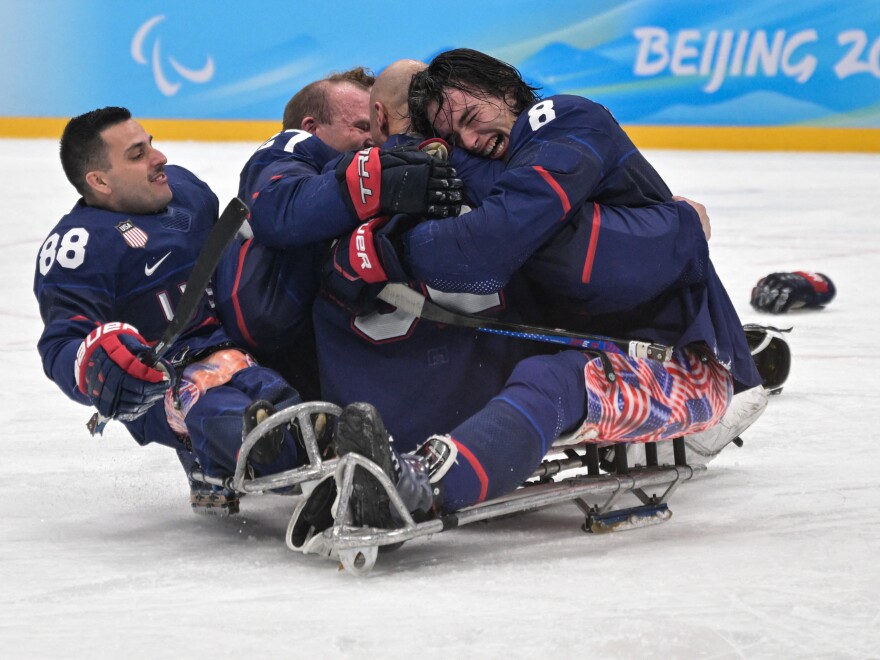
[146,197,249,364]
[86,197,249,436]
[376,283,673,362]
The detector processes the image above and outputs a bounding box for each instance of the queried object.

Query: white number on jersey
[256,129,313,153]
[38,228,89,275]
[157,283,187,322]
[527,100,557,131]
[353,288,502,343]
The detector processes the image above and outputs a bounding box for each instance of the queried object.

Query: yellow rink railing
[2,117,879,152]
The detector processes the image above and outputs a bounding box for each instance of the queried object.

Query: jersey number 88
[39,228,89,275]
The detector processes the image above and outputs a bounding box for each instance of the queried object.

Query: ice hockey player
[214,68,375,398]
[313,59,539,447]
[213,67,463,398]
[290,50,769,550]
[318,51,763,452]
[34,107,309,514]
[404,48,765,441]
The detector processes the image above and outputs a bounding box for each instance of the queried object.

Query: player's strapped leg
[434,351,591,511]
[165,350,303,477]
[431,347,731,513]
[165,349,258,435]
[576,346,733,443]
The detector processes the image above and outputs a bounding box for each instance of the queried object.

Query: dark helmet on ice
[744,323,791,394]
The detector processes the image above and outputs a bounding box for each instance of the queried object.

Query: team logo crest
[116,219,149,248]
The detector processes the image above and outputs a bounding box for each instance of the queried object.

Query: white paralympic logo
[131,15,214,96]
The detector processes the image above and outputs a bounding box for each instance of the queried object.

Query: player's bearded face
[429,88,517,160]
[97,120,173,215]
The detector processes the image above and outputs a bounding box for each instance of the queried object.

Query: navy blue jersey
[214,130,350,353]
[240,129,352,247]
[390,96,758,388]
[402,95,672,292]
[524,201,761,388]
[525,201,710,317]
[314,137,539,449]
[313,279,538,451]
[35,165,230,406]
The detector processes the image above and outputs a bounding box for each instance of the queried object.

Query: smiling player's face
[91,119,173,214]
[311,82,374,152]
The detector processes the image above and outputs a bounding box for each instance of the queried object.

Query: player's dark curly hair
[408,49,541,138]
[283,66,376,130]
[60,106,131,196]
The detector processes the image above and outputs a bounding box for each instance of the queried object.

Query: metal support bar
[324,461,703,560]
[673,436,688,466]
[614,442,629,475]
[645,442,658,467]
[585,444,600,476]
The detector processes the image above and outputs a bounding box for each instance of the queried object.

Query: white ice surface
[2,140,879,659]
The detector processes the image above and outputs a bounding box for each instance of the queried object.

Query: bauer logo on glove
[750,271,835,314]
[75,322,171,421]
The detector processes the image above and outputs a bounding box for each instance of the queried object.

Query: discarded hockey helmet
[743,323,791,394]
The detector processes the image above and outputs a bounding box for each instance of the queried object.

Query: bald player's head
[370,59,427,146]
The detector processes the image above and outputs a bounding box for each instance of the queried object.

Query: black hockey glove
[336,145,463,222]
[75,323,171,421]
[750,271,835,314]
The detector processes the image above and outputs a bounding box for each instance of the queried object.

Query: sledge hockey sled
[189,401,706,575]
[323,437,705,575]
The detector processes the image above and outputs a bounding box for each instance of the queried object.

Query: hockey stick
[145,197,249,363]
[87,197,250,435]
[376,283,673,362]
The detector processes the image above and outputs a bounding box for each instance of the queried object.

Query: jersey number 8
[528,100,557,131]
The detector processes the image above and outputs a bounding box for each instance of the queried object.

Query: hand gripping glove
[750,271,836,314]
[75,322,171,421]
[336,145,463,221]
[417,137,450,162]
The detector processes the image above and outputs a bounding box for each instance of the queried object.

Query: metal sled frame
[189,401,343,494]
[326,438,706,575]
[188,402,705,575]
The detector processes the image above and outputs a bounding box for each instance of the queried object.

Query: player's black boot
[243,399,285,464]
[333,402,400,531]
[333,402,454,529]
[288,473,338,554]
[289,403,456,555]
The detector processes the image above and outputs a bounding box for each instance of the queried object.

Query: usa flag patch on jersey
[116,219,149,248]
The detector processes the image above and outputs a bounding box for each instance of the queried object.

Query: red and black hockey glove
[336,145,463,222]
[321,215,415,316]
[750,271,836,314]
[75,322,171,421]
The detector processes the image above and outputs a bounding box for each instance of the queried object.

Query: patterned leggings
[572,345,732,444]
[439,345,734,509]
